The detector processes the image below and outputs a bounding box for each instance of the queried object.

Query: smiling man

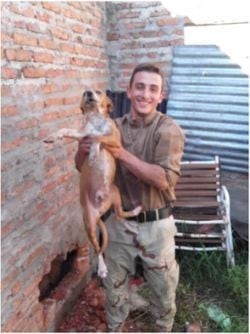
[75,63,185,332]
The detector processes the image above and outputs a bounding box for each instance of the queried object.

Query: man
[75,63,185,332]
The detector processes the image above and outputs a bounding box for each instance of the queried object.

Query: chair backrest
[174,156,221,218]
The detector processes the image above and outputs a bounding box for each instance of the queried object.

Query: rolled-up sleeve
[153,120,185,188]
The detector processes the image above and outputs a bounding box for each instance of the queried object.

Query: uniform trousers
[103,214,179,331]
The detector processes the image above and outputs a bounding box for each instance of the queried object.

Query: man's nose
[141,88,150,98]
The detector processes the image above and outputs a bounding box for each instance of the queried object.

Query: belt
[127,206,172,223]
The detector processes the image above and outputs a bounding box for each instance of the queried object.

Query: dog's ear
[106,96,113,114]
[80,96,85,113]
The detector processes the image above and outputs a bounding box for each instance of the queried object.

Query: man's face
[127,71,163,117]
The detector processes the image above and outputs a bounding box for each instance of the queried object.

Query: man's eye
[96,90,102,95]
[151,88,158,93]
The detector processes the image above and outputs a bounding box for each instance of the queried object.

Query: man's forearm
[118,147,168,190]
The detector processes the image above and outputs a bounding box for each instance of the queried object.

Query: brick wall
[106,1,184,94]
[1,2,109,331]
[1,1,184,331]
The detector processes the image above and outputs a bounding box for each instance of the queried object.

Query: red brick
[170,38,184,46]
[25,246,45,267]
[42,180,58,194]
[118,11,140,19]
[41,83,57,94]
[30,100,45,110]
[70,57,86,66]
[64,69,80,78]
[10,179,35,198]
[2,137,25,152]
[36,11,51,23]
[45,97,64,107]
[41,111,60,122]
[16,50,33,61]
[45,68,64,78]
[63,96,79,105]
[151,9,170,17]
[23,66,46,78]
[50,28,69,40]
[5,48,16,60]
[1,218,22,238]
[26,23,41,33]
[14,20,26,29]
[58,189,78,207]
[1,85,11,97]
[39,207,58,224]
[1,267,21,290]
[62,7,82,21]
[2,313,22,332]
[42,2,61,13]
[11,280,24,296]
[72,24,85,33]
[157,17,180,26]
[53,55,71,65]
[107,33,120,41]
[124,21,146,29]
[1,32,13,42]
[59,42,75,53]
[13,32,37,46]
[10,3,35,17]
[16,118,38,129]
[2,67,20,79]
[1,105,18,116]
[38,38,55,50]
[57,172,74,186]
[4,48,33,62]
[34,52,54,63]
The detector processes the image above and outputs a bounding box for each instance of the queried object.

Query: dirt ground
[58,276,167,333]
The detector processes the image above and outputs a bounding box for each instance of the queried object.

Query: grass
[132,236,248,332]
[173,237,248,332]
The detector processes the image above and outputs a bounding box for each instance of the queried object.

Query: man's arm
[105,146,169,191]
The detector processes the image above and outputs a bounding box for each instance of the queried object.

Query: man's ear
[106,96,113,113]
[158,90,165,104]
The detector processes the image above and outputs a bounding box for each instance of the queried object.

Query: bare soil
[58,277,161,333]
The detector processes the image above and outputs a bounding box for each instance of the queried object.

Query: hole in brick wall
[39,250,77,301]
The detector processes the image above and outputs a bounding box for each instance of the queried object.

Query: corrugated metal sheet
[167,45,249,173]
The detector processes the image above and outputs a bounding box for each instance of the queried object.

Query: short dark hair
[129,63,164,90]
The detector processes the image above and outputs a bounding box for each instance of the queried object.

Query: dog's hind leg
[111,184,142,218]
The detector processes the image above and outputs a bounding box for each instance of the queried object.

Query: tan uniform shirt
[115,111,185,211]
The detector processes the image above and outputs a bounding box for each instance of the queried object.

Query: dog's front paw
[132,205,143,216]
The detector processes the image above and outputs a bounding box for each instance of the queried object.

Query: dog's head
[80,90,113,116]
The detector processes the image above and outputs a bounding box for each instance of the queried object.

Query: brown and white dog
[44,90,142,277]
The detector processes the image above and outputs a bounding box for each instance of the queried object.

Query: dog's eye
[95,90,102,95]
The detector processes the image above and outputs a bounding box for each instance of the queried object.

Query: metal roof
[167,45,249,173]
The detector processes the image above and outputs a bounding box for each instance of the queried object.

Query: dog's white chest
[85,114,111,136]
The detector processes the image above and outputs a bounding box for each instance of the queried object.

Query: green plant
[174,248,248,332]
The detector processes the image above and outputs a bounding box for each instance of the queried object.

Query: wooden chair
[174,156,235,267]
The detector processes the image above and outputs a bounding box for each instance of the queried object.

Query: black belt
[127,206,172,223]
